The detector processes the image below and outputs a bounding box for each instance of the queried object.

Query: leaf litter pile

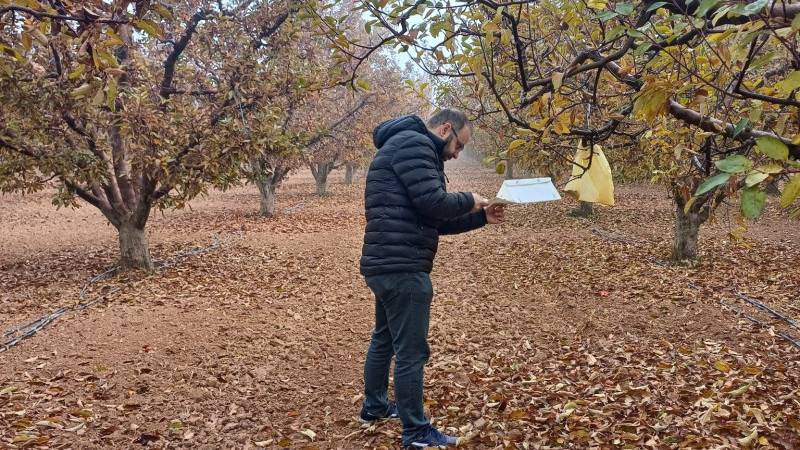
[1,157,799,449]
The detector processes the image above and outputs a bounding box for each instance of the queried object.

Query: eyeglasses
[450,126,465,151]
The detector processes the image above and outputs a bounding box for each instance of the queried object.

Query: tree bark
[671,188,712,262]
[118,221,153,271]
[257,178,276,216]
[672,203,702,261]
[344,163,356,185]
[505,160,514,179]
[312,162,332,195]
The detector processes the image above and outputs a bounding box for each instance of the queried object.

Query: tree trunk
[671,187,712,261]
[313,163,331,195]
[672,203,702,261]
[257,179,276,217]
[505,160,514,179]
[345,163,356,185]
[118,221,153,271]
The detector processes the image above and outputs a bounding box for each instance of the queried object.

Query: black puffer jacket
[360,115,488,276]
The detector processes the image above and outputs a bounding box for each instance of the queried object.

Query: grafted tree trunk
[310,162,335,196]
[251,159,290,217]
[315,170,329,195]
[257,179,276,216]
[344,163,356,185]
[671,188,711,262]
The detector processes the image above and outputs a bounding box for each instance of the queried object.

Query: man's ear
[440,123,451,138]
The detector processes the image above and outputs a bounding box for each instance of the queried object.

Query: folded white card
[490,177,561,205]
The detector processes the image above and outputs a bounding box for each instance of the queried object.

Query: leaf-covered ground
[1,157,799,449]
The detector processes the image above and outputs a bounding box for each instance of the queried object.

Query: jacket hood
[373,115,447,156]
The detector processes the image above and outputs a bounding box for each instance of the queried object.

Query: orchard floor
[1,157,799,449]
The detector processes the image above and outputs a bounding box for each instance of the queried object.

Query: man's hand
[485,204,505,224]
[470,193,489,212]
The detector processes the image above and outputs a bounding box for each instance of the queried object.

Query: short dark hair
[426,108,473,133]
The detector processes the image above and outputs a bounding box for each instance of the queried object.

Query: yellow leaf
[552,72,564,91]
[107,78,117,111]
[780,175,800,207]
[714,360,731,373]
[508,139,526,151]
[69,64,86,80]
[683,197,698,214]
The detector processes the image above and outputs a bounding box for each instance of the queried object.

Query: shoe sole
[358,415,398,423]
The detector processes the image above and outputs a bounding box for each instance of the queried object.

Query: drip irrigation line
[591,227,800,350]
[592,228,631,245]
[733,287,800,331]
[1,233,241,354]
[720,301,800,349]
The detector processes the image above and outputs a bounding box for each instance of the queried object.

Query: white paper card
[490,177,561,205]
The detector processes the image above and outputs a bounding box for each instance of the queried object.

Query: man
[359,109,505,448]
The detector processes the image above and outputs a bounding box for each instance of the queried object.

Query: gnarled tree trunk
[671,187,711,261]
[344,163,356,185]
[257,179,276,216]
[310,162,335,196]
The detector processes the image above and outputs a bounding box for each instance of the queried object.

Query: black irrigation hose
[1,233,241,354]
[592,227,800,350]
[733,287,800,330]
[720,301,800,349]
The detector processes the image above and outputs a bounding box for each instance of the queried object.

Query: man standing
[359,109,505,448]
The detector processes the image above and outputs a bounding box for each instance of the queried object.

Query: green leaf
[750,51,775,71]
[646,2,667,12]
[132,20,164,39]
[776,70,800,96]
[616,2,634,15]
[743,0,769,14]
[732,118,748,137]
[745,172,769,187]
[607,25,628,40]
[715,154,752,173]
[741,186,766,218]
[792,14,800,32]
[356,79,371,91]
[495,160,507,175]
[0,45,23,62]
[756,163,783,174]
[755,136,789,161]
[695,0,723,17]
[781,175,800,207]
[634,43,652,55]
[696,173,730,195]
[594,10,620,22]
